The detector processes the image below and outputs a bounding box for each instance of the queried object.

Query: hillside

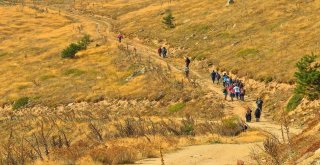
[64,0,320,83]
[0,0,319,165]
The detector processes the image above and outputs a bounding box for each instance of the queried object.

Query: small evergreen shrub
[286,94,303,112]
[294,54,320,100]
[13,97,29,110]
[61,35,91,58]
[162,11,175,28]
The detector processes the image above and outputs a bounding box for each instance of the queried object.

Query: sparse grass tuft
[168,102,186,113]
[63,68,85,76]
[40,74,56,81]
[237,48,259,57]
[12,97,29,110]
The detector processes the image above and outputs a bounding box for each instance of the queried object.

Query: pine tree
[162,11,175,28]
[294,53,320,100]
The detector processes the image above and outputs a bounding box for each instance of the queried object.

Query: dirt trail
[136,143,260,165]
[54,9,302,165]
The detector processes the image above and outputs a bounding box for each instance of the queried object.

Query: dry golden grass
[0,5,188,106]
[58,0,320,83]
[0,100,263,164]
[1,1,318,164]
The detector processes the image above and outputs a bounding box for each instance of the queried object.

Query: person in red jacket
[117,33,123,43]
[158,47,162,57]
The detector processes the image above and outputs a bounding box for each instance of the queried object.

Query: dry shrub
[216,116,246,136]
[263,137,282,165]
[250,133,285,165]
[89,146,137,164]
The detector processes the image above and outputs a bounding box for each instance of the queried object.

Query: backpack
[223,88,227,93]
[216,73,221,79]
[162,48,167,54]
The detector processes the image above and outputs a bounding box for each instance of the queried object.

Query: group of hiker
[157,47,168,58]
[116,34,264,123]
[211,72,246,102]
[211,71,264,123]
[245,98,264,122]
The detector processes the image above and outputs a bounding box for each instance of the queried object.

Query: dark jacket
[245,110,252,122]
[255,108,261,118]
[211,72,216,79]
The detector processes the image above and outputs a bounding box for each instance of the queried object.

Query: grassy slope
[80,0,320,83]
[0,1,319,164]
[0,5,256,165]
[0,6,185,106]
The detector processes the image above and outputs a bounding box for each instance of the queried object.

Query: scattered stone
[182,96,192,103]
[125,68,146,81]
[231,41,240,46]
[203,36,208,40]
[155,92,165,101]
[237,160,244,165]
[226,0,235,6]
[183,19,190,23]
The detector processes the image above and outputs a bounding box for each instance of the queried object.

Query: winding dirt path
[51,8,302,165]
[136,143,260,165]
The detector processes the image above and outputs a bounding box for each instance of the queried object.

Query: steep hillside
[57,0,320,83]
[0,5,190,106]
[0,1,319,164]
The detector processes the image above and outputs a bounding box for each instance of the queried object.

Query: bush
[61,35,91,58]
[61,43,81,58]
[286,94,303,112]
[217,116,245,136]
[162,11,175,28]
[168,102,186,113]
[294,54,320,100]
[13,97,29,110]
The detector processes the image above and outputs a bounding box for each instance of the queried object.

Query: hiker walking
[117,33,124,43]
[161,47,167,58]
[216,72,221,84]
[233,85,240,100]
[256,97,264,111]
[226,77,231,87]
[223,87,228,100]
[185,57,191,67]
[211,70,216,84]
[184,66,189,78]
[133,47,137,55]
[255,107,261,122]
[223,73,228,87]
[240,88,246,101]
[245,107,252,122]
[229,85,235,101]
[157,47,162,57]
